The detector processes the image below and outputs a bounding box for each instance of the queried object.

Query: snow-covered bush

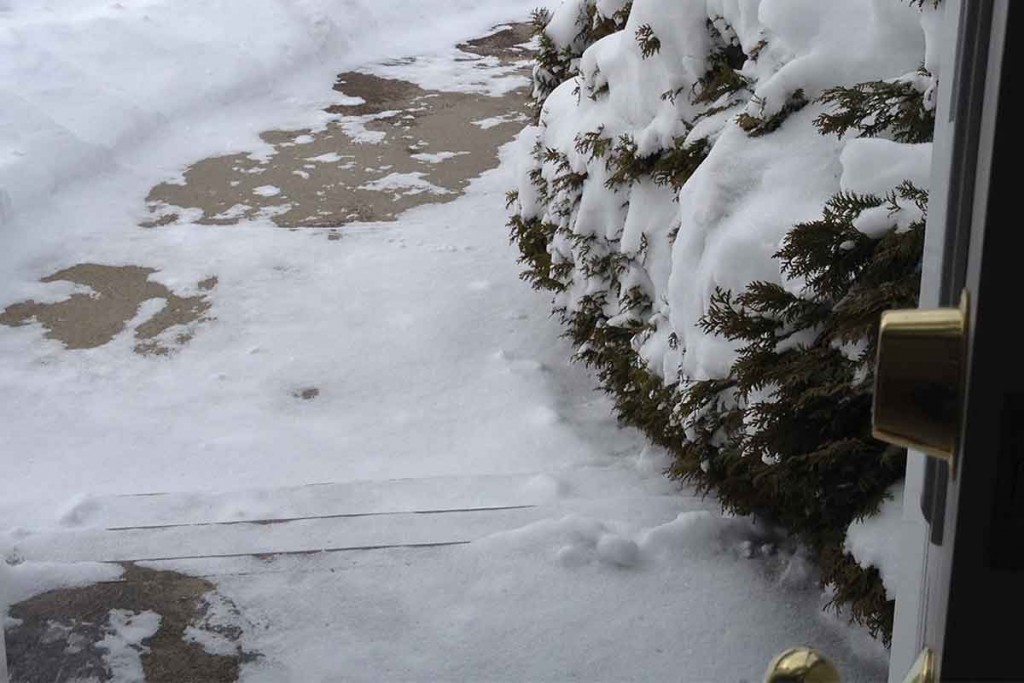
[530,0,633,109]
[509,0,943,642]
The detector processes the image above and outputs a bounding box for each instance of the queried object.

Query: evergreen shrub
[510,2,938,643]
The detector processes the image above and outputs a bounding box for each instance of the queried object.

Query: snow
[748,0,925,120]
[164,498,886,681]
[339,119,390,145]
[473,113,529,130]
[845,484,922,602]
[840,140,934,196]
[183,591,249,658]
[0,553,121,612]
[595,529,641,567]
[252,185,281,198]
[669,107,844,380]
[96,609,162,683]
[545,2,586,48]
[518,0,940,380]
[306,152,345,163]
[841,139,933,238]
[410,151,470,164]
[184,624,239,658]
[368,51,530,98]
[359,172,451,197]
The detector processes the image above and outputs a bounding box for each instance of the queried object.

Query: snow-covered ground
[2,0,890,679]
[0,0,552,505]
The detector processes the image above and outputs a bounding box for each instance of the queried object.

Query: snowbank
[0,0,550,226]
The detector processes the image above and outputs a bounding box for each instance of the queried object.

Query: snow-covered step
[22,492,713,579]
[141,541,466,579]
[13,505,554,564]
[43,468,675,532]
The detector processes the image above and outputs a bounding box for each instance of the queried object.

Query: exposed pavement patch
[143,23,534,229]
[457,23,535,59]
[0,264,215,355]
[4,564,255,683]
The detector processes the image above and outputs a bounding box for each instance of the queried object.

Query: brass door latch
[764,648,840,683]
[764,647,934,683]
[873,292,969,474]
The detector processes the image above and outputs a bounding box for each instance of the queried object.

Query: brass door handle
[764,648,840,683]
[872,291,969,473]
[764,647,935,683]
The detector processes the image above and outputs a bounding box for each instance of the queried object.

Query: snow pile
[0,0,549,226]
[507,508,767,570]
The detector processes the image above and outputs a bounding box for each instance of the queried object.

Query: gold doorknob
[764,647,841,683]
[872,291,968,471]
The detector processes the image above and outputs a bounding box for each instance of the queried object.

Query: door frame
[890,0,1020,679]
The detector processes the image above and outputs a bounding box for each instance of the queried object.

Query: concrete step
[13,505,552,564]
[27,466,677,531]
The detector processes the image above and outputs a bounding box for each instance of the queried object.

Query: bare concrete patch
[327,72,427,116]
[457,23,535,59]
[4,564,254,683]
[143,24,534,229]
[0,264,214,355]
